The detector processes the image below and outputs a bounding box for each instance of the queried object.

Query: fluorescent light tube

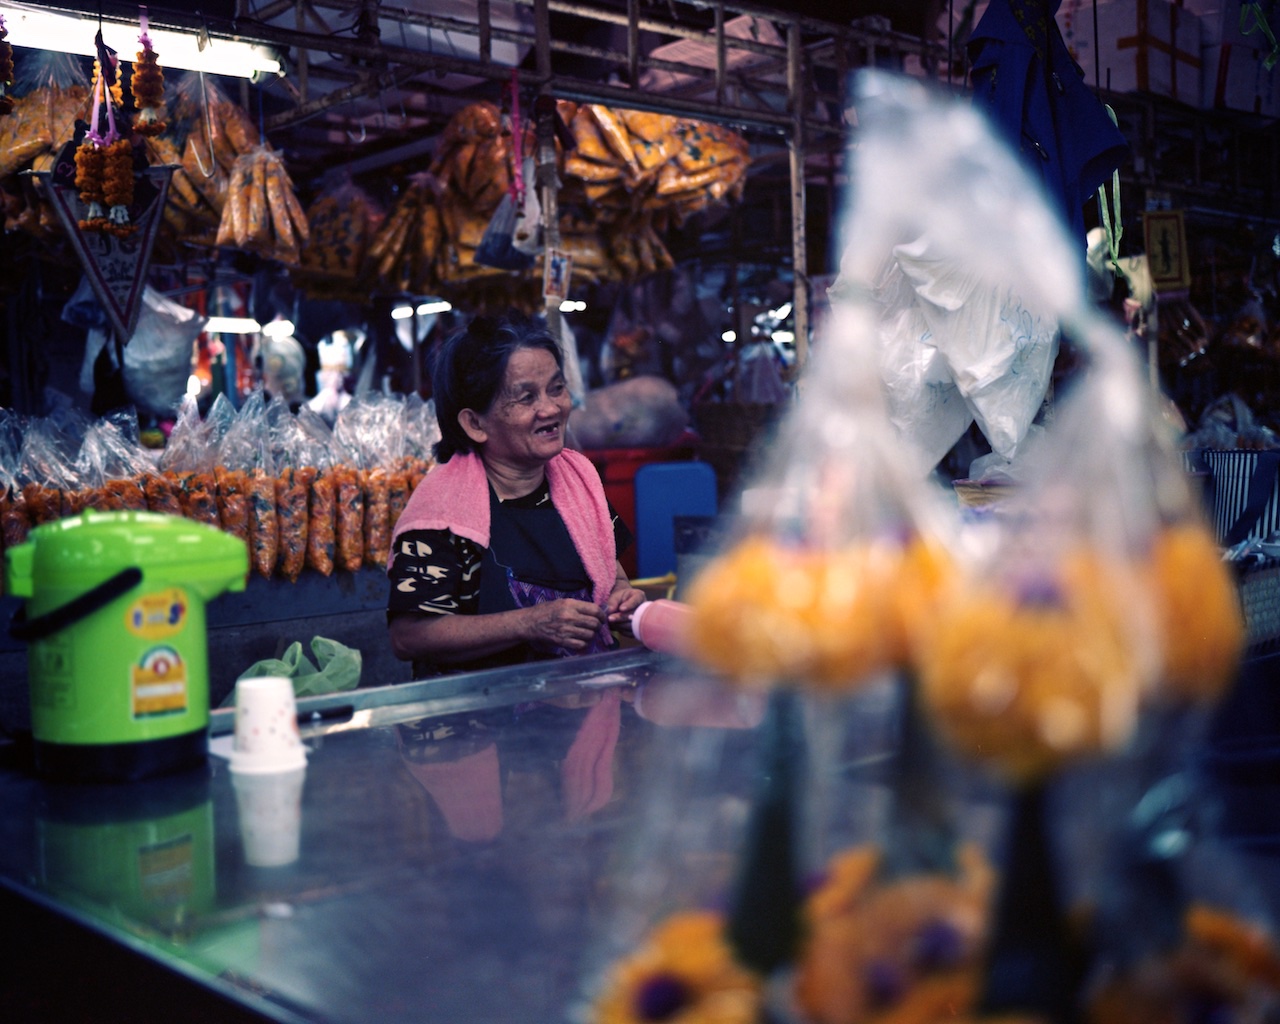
[205,316,261,334]
[0,2,282,80]
[261,319,295,339]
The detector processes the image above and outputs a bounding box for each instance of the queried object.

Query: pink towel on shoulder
[389,449,617,614]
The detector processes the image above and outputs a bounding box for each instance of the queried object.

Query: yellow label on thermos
[125,589,188,639]
[131,646,189,717]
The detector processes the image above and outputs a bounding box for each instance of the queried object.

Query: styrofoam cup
[232,764,306,867]
[229,676,307,773]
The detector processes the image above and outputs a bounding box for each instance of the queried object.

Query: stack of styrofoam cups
[229,676,308,867]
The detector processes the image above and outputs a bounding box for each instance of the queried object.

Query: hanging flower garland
[0,15,14,117]
[130,9,166,137]
[74,32,136,237]
[74,97,107,228]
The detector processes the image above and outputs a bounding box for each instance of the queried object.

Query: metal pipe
[534,0,552,82]
[264,63,420,131]
[222,4,909,137]
[528,0,924,53]
[787,20,809,376]
[479,0,492,64]
[549,77,792,132]
[296,0,308,104]
[714,4,726,106]
[535,95,563,336]
[627,0,639,86]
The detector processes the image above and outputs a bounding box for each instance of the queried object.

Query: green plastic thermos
[6,509,249,782]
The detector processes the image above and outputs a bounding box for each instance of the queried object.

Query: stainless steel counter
[4,649,1280,1023]
[0,649,794,1024]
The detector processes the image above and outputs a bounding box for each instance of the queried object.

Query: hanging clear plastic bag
[873,238,1058,471]
[213,390,278,578]
[474,191,535,271]
[682,293,960,697]
[582,68,1246,1024]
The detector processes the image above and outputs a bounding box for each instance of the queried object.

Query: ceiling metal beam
[264,63,423,131]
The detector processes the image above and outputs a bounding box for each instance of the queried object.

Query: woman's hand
[524,598,607,651]
[605,579,647,633]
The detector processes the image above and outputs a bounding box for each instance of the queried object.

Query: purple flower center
[635,973,691,1021]
[865,959,906,1007]
[800,869,830,898]
[1014,576,1065,608]
[912,919,964,971]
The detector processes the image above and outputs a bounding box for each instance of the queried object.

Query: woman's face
[466,347,571,471]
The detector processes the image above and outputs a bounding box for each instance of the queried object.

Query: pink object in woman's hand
[630,599,693,656]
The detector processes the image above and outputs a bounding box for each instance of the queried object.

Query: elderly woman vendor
[387,313,647,678]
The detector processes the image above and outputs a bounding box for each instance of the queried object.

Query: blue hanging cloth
[968,0,1129,247]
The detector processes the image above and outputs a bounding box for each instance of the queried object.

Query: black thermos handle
[9,567,144,643]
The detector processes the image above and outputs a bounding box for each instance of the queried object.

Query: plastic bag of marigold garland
[215,390,279,578]
[678,297,962,702]
[815,72,1245,1023]
[909,298,1242,806]
[16,409,86,525]
[72,418,150,512]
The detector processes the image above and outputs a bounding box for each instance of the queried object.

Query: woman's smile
[471,347,573,473]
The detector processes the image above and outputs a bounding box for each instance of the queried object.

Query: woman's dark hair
[431,312,564,462]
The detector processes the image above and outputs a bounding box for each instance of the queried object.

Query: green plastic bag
[233,636,362,700]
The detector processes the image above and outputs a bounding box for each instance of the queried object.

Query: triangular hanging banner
[39,138,173,342]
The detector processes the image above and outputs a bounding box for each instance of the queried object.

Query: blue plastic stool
[633,461,718,579]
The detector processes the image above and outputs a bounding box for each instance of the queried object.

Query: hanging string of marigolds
[0,14,15,117]
[130,9,166,137]
[74,31,137,237]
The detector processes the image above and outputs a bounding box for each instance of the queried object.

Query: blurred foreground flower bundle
[587,70,1254,1024]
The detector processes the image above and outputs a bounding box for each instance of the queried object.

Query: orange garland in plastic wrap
[1147,521,1245,703]
[914,551,1145,786]
[591,910,764,1024]
[794,843,996,1024]
[101,137,136,235]
[130,15,166,137]
[684,534,953,691]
